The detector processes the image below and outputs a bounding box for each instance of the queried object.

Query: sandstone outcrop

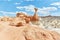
[0,8,60,40]
[0,23,60,40]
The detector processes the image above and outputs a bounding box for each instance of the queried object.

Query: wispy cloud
[51,2,60,8]
[0,11,15,16]
[51,2,60,6]
[38,7,57,14]
[15,2,21,5]
[16,5,35,12]
[39,7,57,11]
[16,5,57,15]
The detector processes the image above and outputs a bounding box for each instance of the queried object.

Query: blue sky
[0,0,60,16]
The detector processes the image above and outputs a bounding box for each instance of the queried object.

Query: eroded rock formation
[0,8,60,40]
[16,8,39,24]
[31,8,39,21]
[0,23,60,40]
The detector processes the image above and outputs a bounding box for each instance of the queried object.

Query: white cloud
[16,7,24,10]
[38,7,57,14]
[0,11,15,14]
[16,5,35,12]
[51,2,60,6]
[15,2,21,5]
[38,9,50,14]
[0,11,15,16]
[51,2,60,8]
[16,5,57,15]
[39,7,57,11]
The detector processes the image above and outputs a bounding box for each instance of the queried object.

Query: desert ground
[0,14,60,40]
[0,8,60,40]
